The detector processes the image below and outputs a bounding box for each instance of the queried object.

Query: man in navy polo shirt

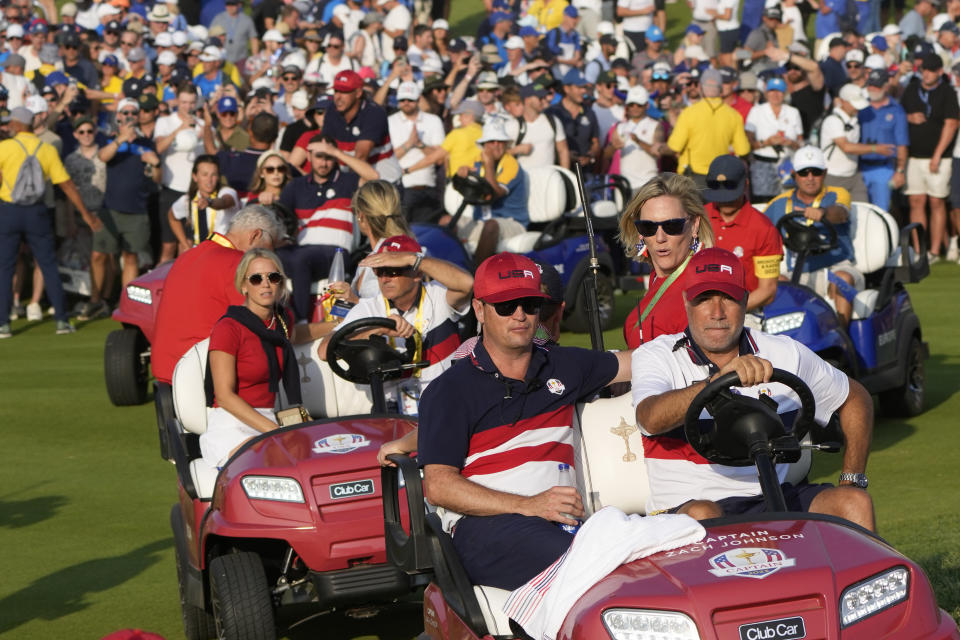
[546,69,600,172]
[277,134,378,320]
[418,253,632,590]
[321,69,402,183]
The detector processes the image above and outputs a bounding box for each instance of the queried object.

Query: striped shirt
[278,167,358,250]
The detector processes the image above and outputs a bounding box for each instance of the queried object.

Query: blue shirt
[103,135,157,214]
[194,71,230,98]
[472,154,529,225]
[765,186,854,272]
[815,0,846,39]
[858,98,909,166]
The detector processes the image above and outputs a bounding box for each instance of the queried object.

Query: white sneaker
[928,252,941,265]
[26,302,42,321]
[947,237,959,262]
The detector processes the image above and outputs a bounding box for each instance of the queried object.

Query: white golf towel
[503,507,706,640]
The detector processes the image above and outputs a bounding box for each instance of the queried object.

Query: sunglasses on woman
[796,168,825,177]
[262,164,286,174]
[488,297,542,316]
[633,217,688,237]
[248,272,284,285]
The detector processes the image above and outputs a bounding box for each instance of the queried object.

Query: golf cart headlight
[840,566,909,627]
[602,608,701,640]
[125,285,152,305]
[241,476,304,503]
[763,311,805,334]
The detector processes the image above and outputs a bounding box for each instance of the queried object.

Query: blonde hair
[618,173,715,261]
[248,150,289,194]
[235,248,289,305]
[352,180,412,241]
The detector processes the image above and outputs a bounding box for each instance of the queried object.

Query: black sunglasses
[796,168,825,177]
[488,297,542,316]
[374,266,413,278]
[247,271,284,285]
[845,62,862,68]
[634,217,688,237]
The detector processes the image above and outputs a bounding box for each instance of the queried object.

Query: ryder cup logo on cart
[313,433,370,455]
[708,547,796,579]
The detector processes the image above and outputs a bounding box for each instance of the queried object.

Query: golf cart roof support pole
[753,450,788,512]
[573,163,605,352]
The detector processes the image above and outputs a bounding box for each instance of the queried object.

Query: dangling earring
[635,238,646,255]
[690,236,700,253]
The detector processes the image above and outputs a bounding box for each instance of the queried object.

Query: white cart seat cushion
[172,338,211,435]
[526,166,571,223]
[281,339,373,418]
[474,585,513,636]
[851,289,881,321]
[499,231,541,254]
[849,202,898,275]
[190,459,219,500]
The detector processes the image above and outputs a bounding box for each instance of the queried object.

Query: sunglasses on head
[247,271,283,285]
[263,164,286,174]
[633,217,688,237]
[796,167,825,177]
[374,266,413,278]
[488,297,542,316]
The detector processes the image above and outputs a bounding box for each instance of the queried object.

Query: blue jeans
[0,201,67,325]
[862,165,895,211]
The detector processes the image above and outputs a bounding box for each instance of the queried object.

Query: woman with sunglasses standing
[168,155,240,255]
[201,248,303,468]
[618,173,715,349]
[248,151,290,207]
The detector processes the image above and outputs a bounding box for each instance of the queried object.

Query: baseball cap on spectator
[155,32,173,47]
[25,95,47,114]
[60,2,78,16]
[532,259,563,303]
[433,18,449,31]
[519,83,547,99]
[98,4,122,18]
[262,29,284,43]
[157,51,178,66]
[5,24,24,38]
[476,119,512,143]
[839,83,869,109]
[597,70,617,84]
[844,48,865,64]
[3,53,26,69]
[44,71,69,87]
[922,52,944,70]
[625,85,649,105]
[102,54,120,67]
[217,96,238,113]
[118,97,140,113]
[41,85,56,97]
[932,12,952,30]
[490,10,512,24]
[10,107,33,124]
[686,23,705,35]
[700,67,723,87]
[683,248,747,301]
[645,25,665,42]
[281,63,303,76]
[359,66,379,82]
[702,155,747,203]
[332,4,351,21]
[396,81,421,101]
[651,61,672,79]
[563,5,579,17]
[829,36,848,49]
[333,69,363,92]
[423,76,448,93]
[476,70,500,89]
[122,77,143,97]
[870,34,888,51]
[912,40,935,59]
[449,36,468,51]
[127,47,147,62]
[941,20,960,33]
[864,54,886,69]
[39,44,59,64]
[187,40,205,53]
[718,66,738,84]
[139,93,159,110]
[285,89,307,110]
[866,68,889,86]
[378,235,422,255]
[505,35,523,50]
[519,26,539,38]
[104,20,122,34]
[29,22,48,35]
[452,99,483,118]
[73,115,94,129]
[475,253,549,303]
[685,44,708,61]
[765,76,787,92]
[763,5,782,19]
[393,35,408,51]
[199,45,222,62]
[172,31,188,46]
[562,69,587,85]
[794,145,827,171]
[882,23,901,35]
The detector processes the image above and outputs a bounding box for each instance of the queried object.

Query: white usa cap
[793,145,827,171]
[396,81,421,101]
[625,85,649,105]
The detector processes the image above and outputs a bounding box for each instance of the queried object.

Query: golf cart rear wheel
[565,272,615,333]
[210,552,276,640]
[176,541,215,640]
[880,336,925,417]
[104,328,149,406]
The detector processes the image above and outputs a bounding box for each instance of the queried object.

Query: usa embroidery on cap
[546,378,565,395]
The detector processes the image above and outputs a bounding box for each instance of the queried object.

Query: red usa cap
[475,253,550,303]
[333,69,363,92]
[377,234,422,253]
[683,248,747,301]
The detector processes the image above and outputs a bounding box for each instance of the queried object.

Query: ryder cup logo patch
[707,547,796,579]
[326,188,336,199]
[546,378,565,395]
[313,433,370,454]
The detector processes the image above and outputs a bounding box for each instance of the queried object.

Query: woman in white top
[744,77,804,202]
[714,0,741,68]
[168,155,240,254]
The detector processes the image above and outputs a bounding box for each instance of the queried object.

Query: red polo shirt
[623,270,689,349]
[731,96,755,123]
[706,201,783,294]
[152,233,245,384]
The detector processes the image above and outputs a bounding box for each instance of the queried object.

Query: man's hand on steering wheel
[386,314,416,339]
[803,207,825,222]
[711,355,774,388]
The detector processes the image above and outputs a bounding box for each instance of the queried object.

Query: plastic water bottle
[328,248,346,283]
[557,463,582,535]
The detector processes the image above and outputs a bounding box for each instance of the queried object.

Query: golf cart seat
[171,338,219,499]
[286,339,374,417]
[847,202,899,321]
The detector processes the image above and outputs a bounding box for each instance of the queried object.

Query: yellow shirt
[667,97,751,175]
[442,122,483,177]
[0,131,70,203]
[191,61,243,88]
[528,0,569,31]
[101,75,124,105]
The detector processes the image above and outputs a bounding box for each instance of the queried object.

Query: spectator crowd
[2,0,959,340]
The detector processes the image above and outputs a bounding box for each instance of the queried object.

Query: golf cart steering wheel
[453,172,496,205]
[776,212,838,255]
[683,368,817,466]
[325,317,421,385]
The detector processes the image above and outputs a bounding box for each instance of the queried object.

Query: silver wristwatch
[838,472,868,489]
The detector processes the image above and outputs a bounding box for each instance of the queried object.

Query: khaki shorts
[93,208,151,255]
[456,216,525,255]
[905,156,952,199]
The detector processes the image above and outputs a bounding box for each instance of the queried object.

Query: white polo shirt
[819,108,861,178]
[618,0,654,33]
[630,328,850,513]
[745,102,804,161]
[387,109,446,188]
[154,112,204,193]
